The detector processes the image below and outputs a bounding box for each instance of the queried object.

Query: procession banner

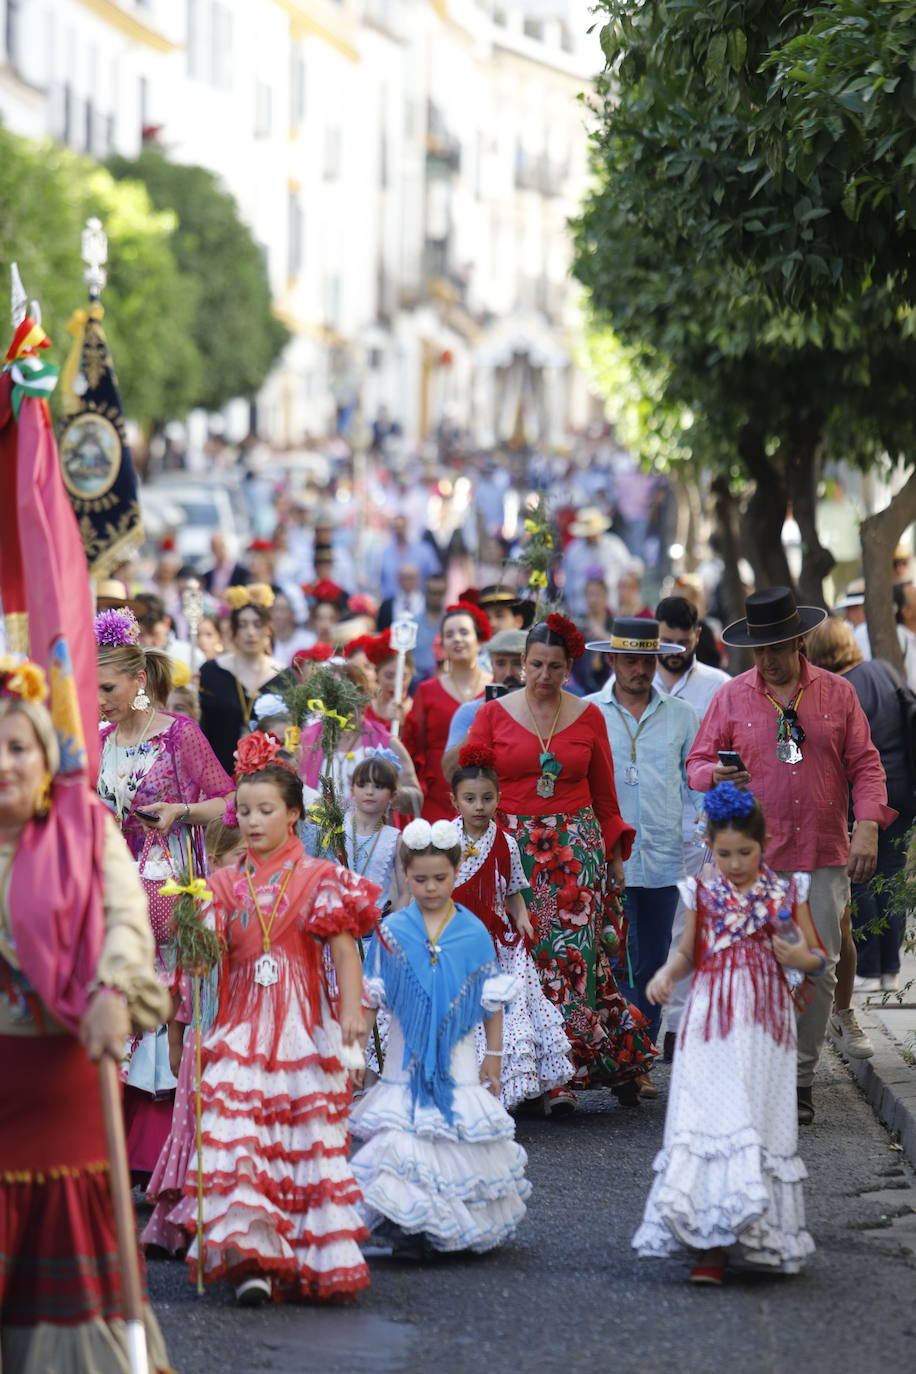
[59,302,142,578]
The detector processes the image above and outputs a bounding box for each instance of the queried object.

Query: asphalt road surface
[148,1049,916,1374]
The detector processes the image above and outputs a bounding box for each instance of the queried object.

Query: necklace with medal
[348,817,384,876]
[423,900,456,966]
[615,700,652,786]
[766,685,806,764]
[525,694,563,799]
[246,864,293,987]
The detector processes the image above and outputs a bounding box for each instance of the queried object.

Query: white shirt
[854,621,916,692]
[652,659,730,720]
[653,659,730,842]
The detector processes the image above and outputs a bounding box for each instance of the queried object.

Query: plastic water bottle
[775,907,805,988]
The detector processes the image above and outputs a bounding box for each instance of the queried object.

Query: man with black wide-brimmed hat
[686,587,895,1124]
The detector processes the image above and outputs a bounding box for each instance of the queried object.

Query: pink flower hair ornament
[94,607,141,646]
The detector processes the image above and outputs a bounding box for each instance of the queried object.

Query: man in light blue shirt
[585,617,702,1051]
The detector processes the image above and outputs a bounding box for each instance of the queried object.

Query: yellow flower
[224,584,275,611]
[524,518,539,535]
[528,570,548,589]
[0,659,48,704]
[158,877,213,901]
[170,658,191,688]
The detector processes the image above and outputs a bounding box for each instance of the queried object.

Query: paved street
[148,1049,916,1374]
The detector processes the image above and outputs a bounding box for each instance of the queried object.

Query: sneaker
[797,1086,815,1126]
[881,973,900,992]
[828,1008,874,1059]
[854,975,881,993]
[235,1277,271,1306]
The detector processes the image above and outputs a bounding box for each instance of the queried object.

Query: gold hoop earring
[34,772,53,820]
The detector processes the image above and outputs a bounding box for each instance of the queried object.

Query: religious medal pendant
[254,951,280,987]
[776,738,802,764]
[624,761,639,786]
[536,772,555,799]
[426,939,441,966]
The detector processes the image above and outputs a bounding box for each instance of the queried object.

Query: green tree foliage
[0,127,200,427]
[574,0,916,617]
[107,149,289,411]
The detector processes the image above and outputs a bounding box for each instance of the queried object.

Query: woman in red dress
[466,615,656,1113]
[402,603,491,821]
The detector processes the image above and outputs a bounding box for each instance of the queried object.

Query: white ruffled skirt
[473,939,572,1108]
[350,1021,530,1253]
[632,966,814,1273]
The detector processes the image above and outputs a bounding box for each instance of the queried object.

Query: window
[85,96,95,153]
[323,125,341,180]
[62,83,73,144]
[290,48,305,126]
[5,0,23,66]
[287,194,303,279]
[523,17,543,40]
[186,0,201,78]
[254,80,272,138]
[210,3,233,90]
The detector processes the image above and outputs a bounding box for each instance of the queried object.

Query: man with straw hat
[586,617,704,1088]
[686,587,894,1125]
[563,506,631,618]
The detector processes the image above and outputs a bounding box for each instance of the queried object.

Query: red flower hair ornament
[366,629,395,666]
[444,600,492,644]
[546,613,586,661]
[345,634,375,660]
[458,744,498,771]
[292,643,334,675]
[234,730,282,777]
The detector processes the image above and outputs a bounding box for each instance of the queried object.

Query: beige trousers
[778,865,850,1089]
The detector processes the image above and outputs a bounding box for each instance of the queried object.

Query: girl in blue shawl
[350,818,530,1255]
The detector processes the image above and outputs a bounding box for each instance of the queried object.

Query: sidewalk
[831,936,916,1167]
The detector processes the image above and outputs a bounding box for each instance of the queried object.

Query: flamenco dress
[401,677,484,822]
[97,714,233,1176]
[633,867,815,1272]
[0,808,172,1372]
[165,836,380,1300]
[350,902,530,1253]
[466,700,656,1090]
[452,818,572,1108]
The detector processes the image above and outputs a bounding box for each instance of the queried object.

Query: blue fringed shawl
[370,901,497,1122]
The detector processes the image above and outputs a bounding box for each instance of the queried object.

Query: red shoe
[545,1086,577,1117]
[689,1264,724,1286]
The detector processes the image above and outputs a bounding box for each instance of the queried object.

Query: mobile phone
[134,807,161,823]
[717,750,746,772]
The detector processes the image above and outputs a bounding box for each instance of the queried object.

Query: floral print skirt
[505,806,656,1089]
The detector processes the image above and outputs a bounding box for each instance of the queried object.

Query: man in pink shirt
[686,587,895,1125]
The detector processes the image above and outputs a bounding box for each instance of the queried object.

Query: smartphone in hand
[133,807,161,824]
[717,750,746,772]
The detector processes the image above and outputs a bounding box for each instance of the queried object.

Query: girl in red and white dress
[168,732,381,1305]
[450,746,572,1111]
[633,783,823,1284]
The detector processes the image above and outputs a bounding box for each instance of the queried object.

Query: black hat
[586,617,686,656]
[721,586,827,648]
[478,584,536,628]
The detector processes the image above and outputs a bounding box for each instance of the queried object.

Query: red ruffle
[186,1236,370,1298]
[198,1135,348,1166]
[201,1039,346,1077]
[200,1086,351,1127]
[190,1167,363,1211]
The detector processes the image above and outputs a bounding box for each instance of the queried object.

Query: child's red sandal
[689,1263,725,1286]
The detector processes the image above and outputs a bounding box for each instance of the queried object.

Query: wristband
[483,1049,504,1057]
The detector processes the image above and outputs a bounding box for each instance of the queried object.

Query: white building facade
[0,0,599,448]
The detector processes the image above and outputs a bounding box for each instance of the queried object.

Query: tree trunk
[737,424,792,588]
[710,474,752,674]
[783,414,832,608]
[860,466,916,669]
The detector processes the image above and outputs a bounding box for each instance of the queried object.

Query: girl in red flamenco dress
[168,732,381,1305]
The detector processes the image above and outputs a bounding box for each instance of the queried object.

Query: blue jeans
[619,885,679,1044]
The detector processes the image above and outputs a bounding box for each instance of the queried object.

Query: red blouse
[466,699,634,860]
[401,676,484,823]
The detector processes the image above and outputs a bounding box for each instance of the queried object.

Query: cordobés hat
[487,628,526,656]
[586,617,686,656]
[721,586,827,648]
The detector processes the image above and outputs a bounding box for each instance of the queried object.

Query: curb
[832,1007,916,1168]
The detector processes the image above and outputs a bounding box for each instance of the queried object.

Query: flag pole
[98,1054,149,1374]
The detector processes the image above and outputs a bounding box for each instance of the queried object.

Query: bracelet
[483,1049,504,1057]
[809,950,827,977]
[182,803,191,824]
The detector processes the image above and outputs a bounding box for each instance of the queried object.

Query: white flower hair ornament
[252,693,288,721]
[401,818,460,850]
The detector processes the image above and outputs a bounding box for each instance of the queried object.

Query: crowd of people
[4,461,916,1367]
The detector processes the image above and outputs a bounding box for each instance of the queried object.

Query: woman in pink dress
[95,608,234,1176]
[402,602,491,821]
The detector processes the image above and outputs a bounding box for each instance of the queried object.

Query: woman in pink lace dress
[95,608,235,1177]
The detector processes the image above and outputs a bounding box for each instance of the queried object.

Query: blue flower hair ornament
[365,745,402,772]
[704,781,756,824]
